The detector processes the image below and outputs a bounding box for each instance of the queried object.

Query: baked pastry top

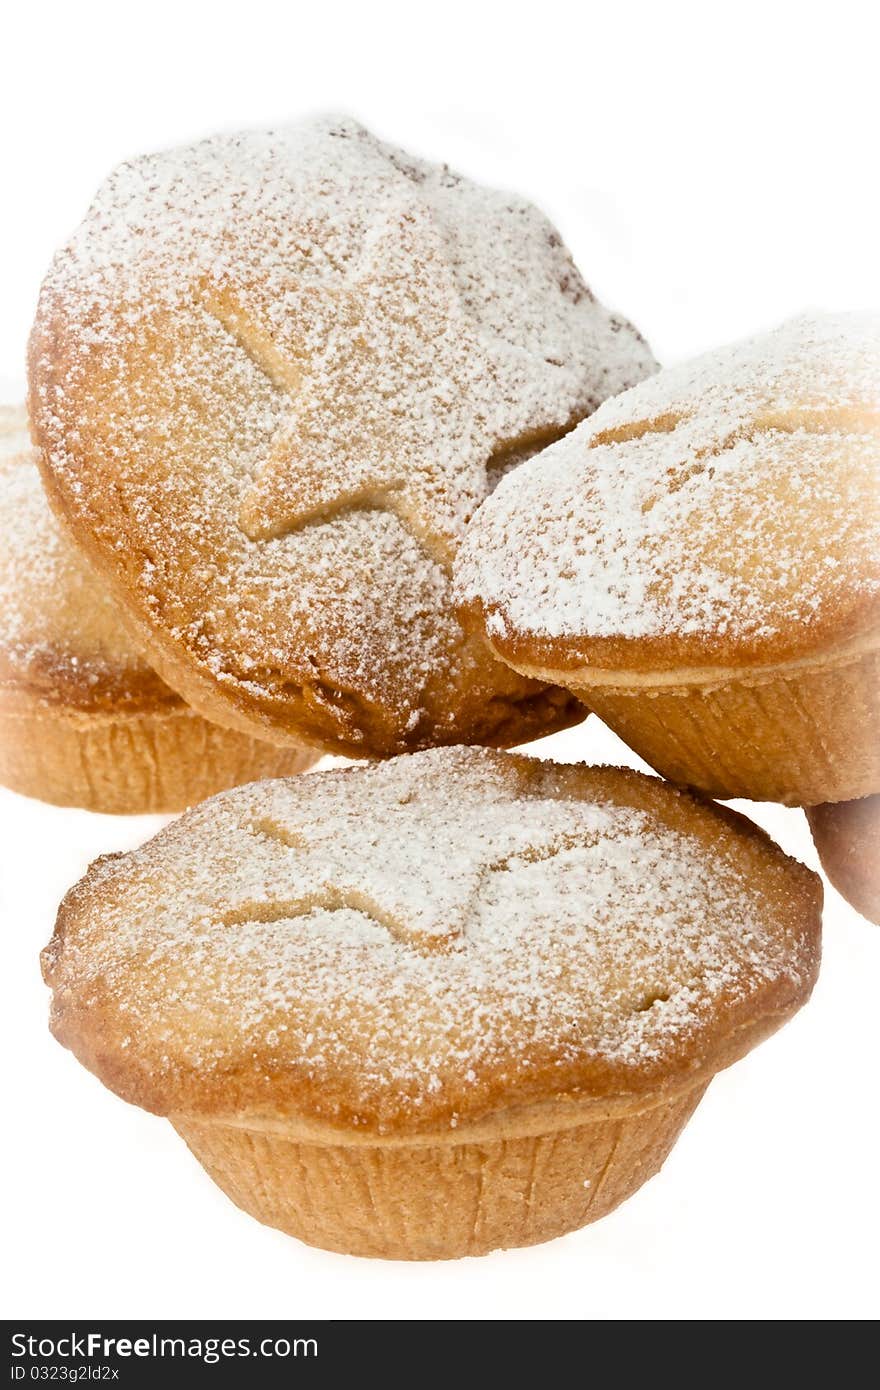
[28,116,654,755]
[457,313,880,674]
[0,405,172,712]
[43,747,821,1136]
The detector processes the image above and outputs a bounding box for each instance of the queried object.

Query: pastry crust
[28,116,653,757]
[0,688,316,815]
[41,747,822,1130]
[806,795,880,924]
[484,640,880,806]
[458,315,880,803]
[0,406,317,811]
[170,1082,709,1258]
[43,747,820,1255]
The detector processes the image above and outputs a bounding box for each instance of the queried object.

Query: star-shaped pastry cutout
[215,773,610,954]
[201,205,575,568]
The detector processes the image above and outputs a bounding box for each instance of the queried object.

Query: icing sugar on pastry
[29,116,655,753]
[456,313,880,658]
[0,403,320,811]
[0,405,155,702]
[44,747,819,1131]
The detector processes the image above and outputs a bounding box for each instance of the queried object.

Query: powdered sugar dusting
[457,314,880,648]
[0,405,153,696]
[588,311,880,442]
[31,116,655,746]
[45,747,817,1129]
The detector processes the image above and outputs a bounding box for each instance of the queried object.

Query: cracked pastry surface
[457,313,880,674]
[28,115,654,756]
[43,746,821,1135]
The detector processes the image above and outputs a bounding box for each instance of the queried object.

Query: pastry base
[173,1083,707,1260]
[806,795,880,924]
[570,647,880,806]
[0,692,319,814]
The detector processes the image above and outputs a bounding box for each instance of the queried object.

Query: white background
[1,1,878,1321]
